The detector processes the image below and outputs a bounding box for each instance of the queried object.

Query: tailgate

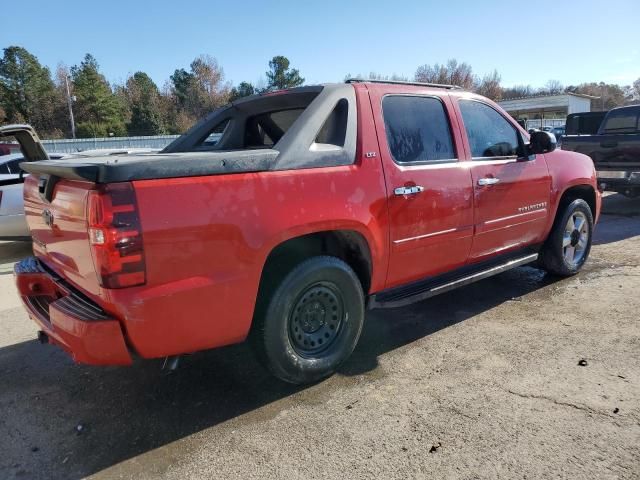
[23,175,101,296]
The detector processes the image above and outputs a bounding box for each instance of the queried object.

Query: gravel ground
[0,194,638,480]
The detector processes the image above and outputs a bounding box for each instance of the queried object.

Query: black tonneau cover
[20,150,280,183]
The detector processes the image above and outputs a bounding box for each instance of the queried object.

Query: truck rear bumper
[14,257,132,365]
[597,171,640,194]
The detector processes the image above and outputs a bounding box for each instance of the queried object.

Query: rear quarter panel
[119,156,389,358]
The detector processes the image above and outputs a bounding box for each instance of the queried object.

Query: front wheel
[539,199,594,276]
[252,256,365,384]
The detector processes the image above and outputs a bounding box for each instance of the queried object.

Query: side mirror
[528,131,557,154]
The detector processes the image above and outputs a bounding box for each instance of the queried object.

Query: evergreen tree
[265,56,304,91]
[71,54,126,137]
[230,81,256,101]
[125,72,164,135]
[0,46,58,134]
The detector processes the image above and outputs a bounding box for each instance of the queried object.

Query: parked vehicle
[0,126,159,239]
[0,142,21,156]
[11,81,600,384]
[562,105,640,197]
[0,152,63,239]
[565,111,607,136]
[552,126,565,138]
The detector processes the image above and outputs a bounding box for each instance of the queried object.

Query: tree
[543,79,564,95]
[125,72,164,135]
[169,55,230,122]
[625,78,640,105]
[502,84,538,99]
[71,54,126,137]
[170,68,195,107]
[566,82,626,111]
[0,46,58,134]
[344,72,409,82]
[475,70,502,101]
[265,56,304,91]
[230,81,256,101]
[415,59,475,89]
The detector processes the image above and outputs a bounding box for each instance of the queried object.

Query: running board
[369,253,539,309]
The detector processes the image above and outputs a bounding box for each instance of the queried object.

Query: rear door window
[459,100,523,159]
[382,96,456,164]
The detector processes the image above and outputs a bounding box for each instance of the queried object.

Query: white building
[498,93,598,129]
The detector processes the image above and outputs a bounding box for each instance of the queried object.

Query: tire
[539,199,593,276]
[252,256,365,384]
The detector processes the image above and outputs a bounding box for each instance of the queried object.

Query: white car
[0,152,65,239]
[0,125,157,239]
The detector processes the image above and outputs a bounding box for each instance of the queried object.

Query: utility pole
[65,74,76,139]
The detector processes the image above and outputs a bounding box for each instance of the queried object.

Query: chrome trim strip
[393,227,461,244]
[484,208,547,225]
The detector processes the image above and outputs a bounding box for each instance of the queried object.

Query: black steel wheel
[252,256,365,384]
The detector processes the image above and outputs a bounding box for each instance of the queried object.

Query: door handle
[477,177,500,186]
[600,141,618,148]
[394,185,425,196]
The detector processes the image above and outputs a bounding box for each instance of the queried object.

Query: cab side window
[459,100,522,159]
[382,95,456,164]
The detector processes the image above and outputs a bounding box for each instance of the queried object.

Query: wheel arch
[250,229,374,339]
[557,184,597,219]
[259,229,373,295]
[545,183,597,240]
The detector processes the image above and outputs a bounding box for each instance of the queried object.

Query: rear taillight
[87,182,146,288]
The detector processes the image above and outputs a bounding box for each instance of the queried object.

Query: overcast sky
[2,0,638,88]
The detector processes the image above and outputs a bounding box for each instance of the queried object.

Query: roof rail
[345,78,462,90]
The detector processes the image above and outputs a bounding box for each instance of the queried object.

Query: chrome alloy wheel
[563,211,589,266]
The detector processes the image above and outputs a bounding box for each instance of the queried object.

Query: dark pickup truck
[562,105,640,197]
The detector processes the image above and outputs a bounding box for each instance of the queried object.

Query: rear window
[382,95,455,163]
[245,109,305,148]
[565,113,606,135]
[184,90,321,152]
[602,109,639,133]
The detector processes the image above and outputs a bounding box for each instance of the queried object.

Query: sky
[2,0,638,89]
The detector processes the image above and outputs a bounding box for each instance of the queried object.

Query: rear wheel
[252,256,365,384]
[539,199,593,276]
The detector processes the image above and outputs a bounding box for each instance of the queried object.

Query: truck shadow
[0,265,560,480]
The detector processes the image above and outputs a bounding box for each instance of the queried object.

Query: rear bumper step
[14,257,132,365]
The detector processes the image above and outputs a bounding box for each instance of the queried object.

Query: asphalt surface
[0,194,638,479]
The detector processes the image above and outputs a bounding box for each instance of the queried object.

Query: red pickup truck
[11,80,601,384]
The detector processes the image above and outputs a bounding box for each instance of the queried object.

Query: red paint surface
[17,83,600,364]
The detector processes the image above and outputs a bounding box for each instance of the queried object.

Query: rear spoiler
[0,124,49,161]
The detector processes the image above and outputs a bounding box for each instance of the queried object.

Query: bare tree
[189,55,231,116]
[475,70,502,101]
[543,79,564,95]
[502,84,538,99]
[415,59,475,89]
